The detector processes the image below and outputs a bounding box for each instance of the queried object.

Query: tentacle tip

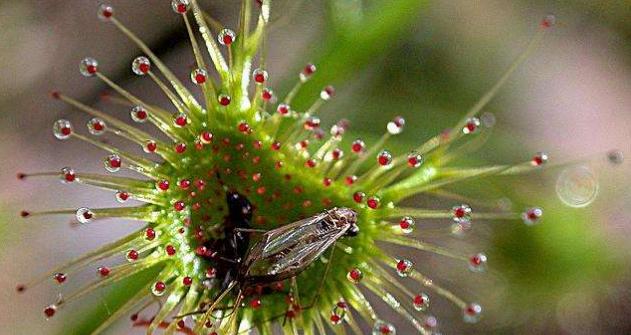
[16,172,26,180]
[16,284,26,293]
[49,91,61,99]
[20,210,30,218]
[540,14,556,29]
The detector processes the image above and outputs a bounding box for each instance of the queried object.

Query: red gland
[97,266,111,277]
[145,228,156,240]
[353,192,365,204]
[127,250,139,261]
[53,273,67,284]
[397,259,411,272]
[305,159,317,168]
[301,63,317,81]
[323,178,332,187]
[174,114,187,127]
[157,180,170,191]
[531,152,548,166]
[238,122,251,133]
[330,314,341,324]
[347,268,363,283]
[145,141,157,153]
[175,143,187,154]
[252,68,268,84]
[345,175,357,185]
[331,148,343,160]
[179,179,191,189]
[377,150,392,166]
[154,281,166,293]
[62,167,76,182]
[299,140,309,150]
[271,141,281,150]
[367,196,380,209]
[250,298,262,309]
[277,104,290,116]
[262,88,273,101]
[20,210,30,218]
[218,95,231,106]
[166,245,177,256]
[351,139,365,153]
[44,305,57,319]
[541,14,556,28]
[174,201,186,211]
[182,276,193,286]
[200,131,213,144]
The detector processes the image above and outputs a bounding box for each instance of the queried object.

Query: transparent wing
[261,212,331,257]
[246,211,347,277]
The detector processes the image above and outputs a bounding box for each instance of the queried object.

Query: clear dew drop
[53,119,73,140]
[462,117,480,134]
[115,191,129,203]
[386,116,405,135]
[463,303,482,323]
[346,268,363,284]
[452,204,472,223]
[87,117,106,135]
[104,154,122,173]
[320,85,335,100]
[372,320,396,335]
[556,166,599,208]
[407,151,423,168]
[468,253,487,272]
[399,216,415,234]
[130,105,149,123]
[252,68,268,84]
[377,150,393,167]
[75,207,94,224]
[521,207,543,226]
[131,56,151,75]
[413,293,430,311]
[171,0,190,13]
[97,4,114,21]
[300,63,316,82]
[607,150,624,165]
[218,28,236,46]
[60,167,76,183]
[191,68,208,85]
[396,259,413,277]
[151,281,166,296]
[79,57,98,77]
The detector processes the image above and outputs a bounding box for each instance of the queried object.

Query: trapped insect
[192,191,359,333]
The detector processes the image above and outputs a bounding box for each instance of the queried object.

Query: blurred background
[0,0,629,334]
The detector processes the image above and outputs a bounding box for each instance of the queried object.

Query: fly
[190,195,359,334]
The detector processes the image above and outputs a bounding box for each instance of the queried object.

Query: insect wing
[260,212,329,257]
[244,212,348,278]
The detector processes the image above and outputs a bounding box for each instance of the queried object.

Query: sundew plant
[17,1,559,334]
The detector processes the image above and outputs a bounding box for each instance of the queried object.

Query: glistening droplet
[556,166,599,208]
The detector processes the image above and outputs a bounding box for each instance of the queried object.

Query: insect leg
[193,281,237,334]
[233,228,268,234]
[225,289,244,335]
[301,243,337,310]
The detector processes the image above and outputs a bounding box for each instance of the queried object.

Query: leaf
[58,264,163,335]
